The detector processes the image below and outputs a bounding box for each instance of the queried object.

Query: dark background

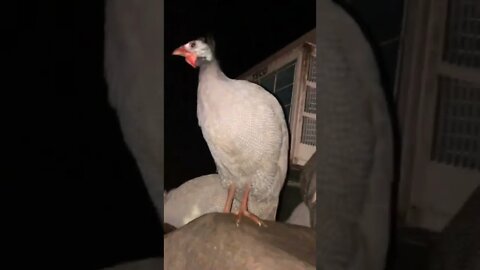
[4,0,402,269]
[164,0,316,191]
[164,0,404,191]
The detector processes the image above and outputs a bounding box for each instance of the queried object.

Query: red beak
[172,46,188,56]
[172,45,198,68]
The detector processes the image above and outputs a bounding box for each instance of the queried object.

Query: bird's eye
[190,41,196,48]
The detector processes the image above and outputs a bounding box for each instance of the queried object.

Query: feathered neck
[198,59,228,80]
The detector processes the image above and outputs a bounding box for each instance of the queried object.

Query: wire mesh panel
[443,0,480,68]
[300,50,316,147]
[301,116,316,146]
[431,75,480,170]
[304,85,316,114]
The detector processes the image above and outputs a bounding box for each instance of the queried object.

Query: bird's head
[172,37,215,68]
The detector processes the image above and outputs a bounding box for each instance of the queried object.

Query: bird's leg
[223,184,235,213]
[235,184,266,227]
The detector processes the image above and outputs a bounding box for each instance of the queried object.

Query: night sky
[4,0,313,269]
[165,0,316,190]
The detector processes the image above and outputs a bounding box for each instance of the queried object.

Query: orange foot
[223,184,235,213]
[235,183,267,227]
[235,208,266,227]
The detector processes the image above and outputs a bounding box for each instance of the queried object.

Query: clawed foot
[235,210,267,227]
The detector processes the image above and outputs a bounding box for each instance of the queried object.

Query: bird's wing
[202,80,288,191]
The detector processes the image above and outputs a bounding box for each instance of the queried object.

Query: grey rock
[164,213,315,270]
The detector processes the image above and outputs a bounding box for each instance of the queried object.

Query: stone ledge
[164,212,316,270]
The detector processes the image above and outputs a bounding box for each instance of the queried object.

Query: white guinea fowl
[172,38,289,226]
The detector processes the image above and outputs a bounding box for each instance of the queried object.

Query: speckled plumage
[172,38,289,221]
[196,59,289,213]
[316,1,394,269]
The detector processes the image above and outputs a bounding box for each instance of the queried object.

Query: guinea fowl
[172,38,289,226]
